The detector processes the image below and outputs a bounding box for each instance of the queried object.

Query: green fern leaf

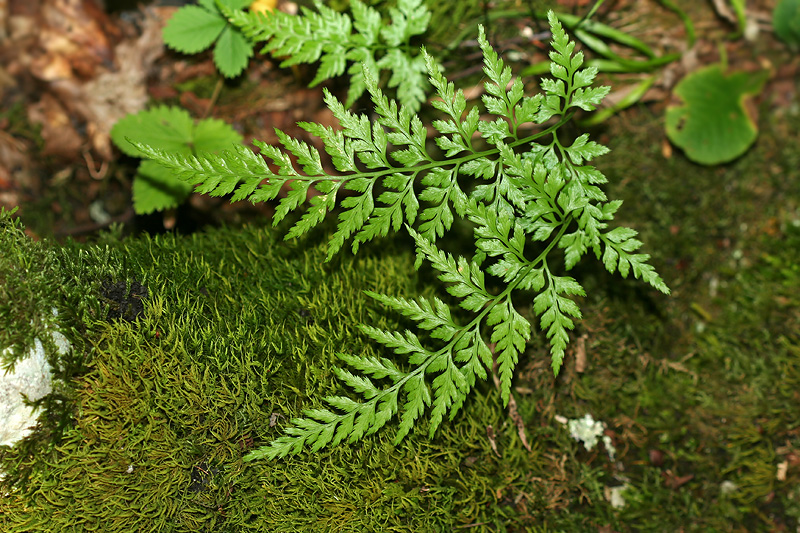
[364,291,458,341]
[395,374,431,442]
[226,0,431,110]
[142,11,670,459]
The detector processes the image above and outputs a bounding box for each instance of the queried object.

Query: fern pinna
[135,12,669,461]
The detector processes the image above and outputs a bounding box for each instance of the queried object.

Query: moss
[0,222,556,531]
[539,110,800,530]
[2,108,800,529]
[0,209,61,366]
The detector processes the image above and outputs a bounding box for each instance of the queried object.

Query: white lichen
[719,480,738,495]
[605,484,629,509]
[555,413,617,461]
[1,308,70,447]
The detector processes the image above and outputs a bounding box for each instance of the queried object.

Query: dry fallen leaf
[26,93,83,158]
[0,129,27,184]
[710,0,738,26]
[6,0,165,161]
[46,7,165,160]
[0,0,8,41]
[28,0,119,81]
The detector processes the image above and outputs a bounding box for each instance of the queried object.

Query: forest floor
[1,0,799,531]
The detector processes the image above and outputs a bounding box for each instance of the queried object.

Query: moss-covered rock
[0,218,526,531]
[3,112,800,531]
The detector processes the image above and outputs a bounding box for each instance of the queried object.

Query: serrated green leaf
[515,95,543,124]
[111,106,194,157]
[489,299,530,405]
[606,226,639,243]
[333,367,380,398]
[535,95,562,122]
[217,0,250,9]
[541,78,565,97]
[478,119,511,144]
[163,6,226,54]
[132,161,194,215]
[570,85,611,111]
[350,0,381,45]
[192,118,244,152]
[395,375,430,442]
[112,106,244,215]
[564,133,610,164]
[213,25,253,77]
[338,352,405,382]
[553,275,585,296]
[573,67,597,89]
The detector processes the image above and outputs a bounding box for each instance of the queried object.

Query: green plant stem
[574,0,606,31]
[202,78,224,119]
[656,0,697,47]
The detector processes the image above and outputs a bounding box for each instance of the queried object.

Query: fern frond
[224,0,431,110]
[144,10,671,459]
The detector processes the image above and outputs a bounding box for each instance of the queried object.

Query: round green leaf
[665,65,767,165]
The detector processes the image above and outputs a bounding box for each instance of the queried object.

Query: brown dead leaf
[507,392,531,452]
[28,0,119,81]
[7,1,165,161]
[0,129,27,184]
[0,0,7,41]
[49,7,166,159]
[180,91,213,118]
[27,93,83,158]
[173,60,218,84]
[710,0,738,26]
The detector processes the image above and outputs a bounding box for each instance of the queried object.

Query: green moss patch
[2,109,800,529]
[0,224,569,531]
